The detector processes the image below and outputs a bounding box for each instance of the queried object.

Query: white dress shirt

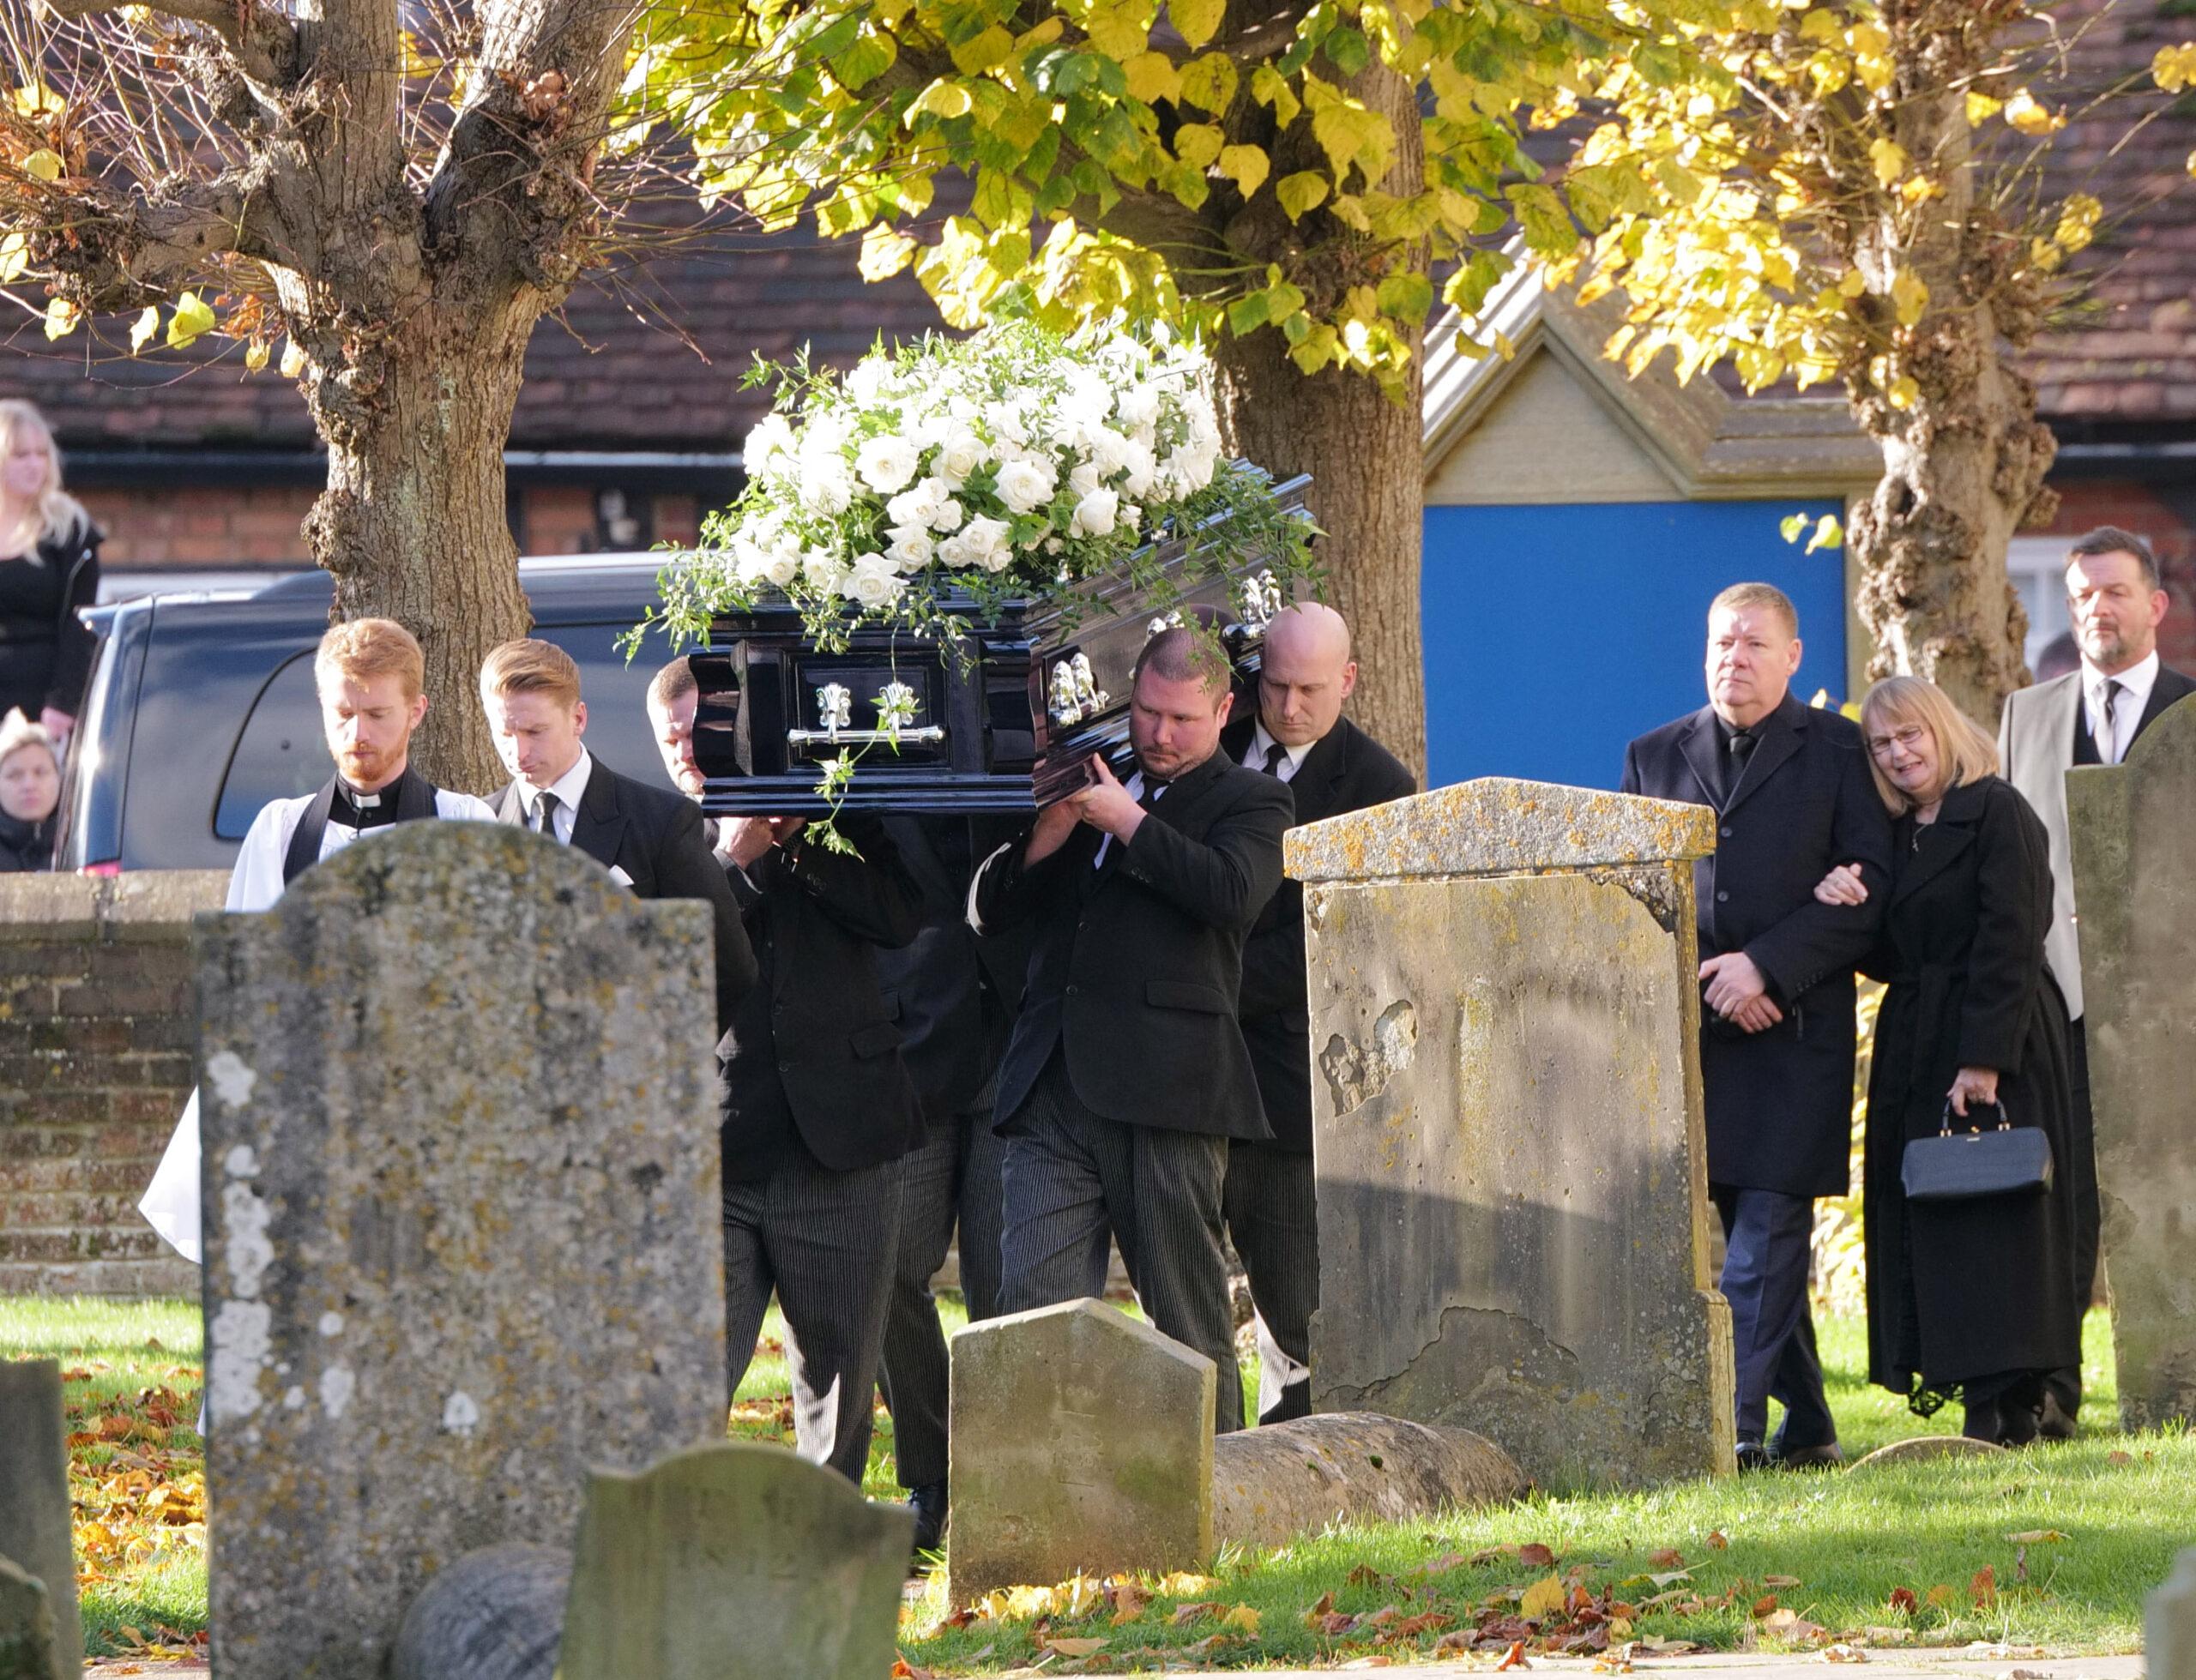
[1240,720,1312,784]
[2082,650,2159,766]
[522,747,594,844]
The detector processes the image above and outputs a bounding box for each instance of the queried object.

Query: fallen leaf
[1707,1531,1730,1550]
[1404,1551,1470,1578]
[1765,1575,1802,1587]
[2106,1450,2135,1466]
[1471,1545,1518,1567]
[1497,1639,1531,1670]
[1889,1588,1918,1615]
[1348,1563,1390,1587]
[1926,1585,1957,1610]
[1753,1596,1780,1618]
[1107,1581,1149,1624]
[1393,1611,1451,1637]
[1519,1543,1558,1568]
[1219,1604,1259,1635]
[1971,1566,1997,1608]
[1170,1600,1223,1626]
[1519,1576,1568,1620]
[2005,1531,2069,1545]
[1822,1644,1869,1663]
[1649,1548,1684,1569]
[1042,1635,1108,1657]
[1302,1591,1336,1626]
[1314,1611,1360,1635]
[891,1659,937,1679]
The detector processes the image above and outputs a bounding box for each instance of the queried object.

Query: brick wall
[1,872,228,1298]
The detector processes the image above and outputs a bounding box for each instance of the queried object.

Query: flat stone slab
[0,1361,79,1680]
[948,1299,1214,1608]
[1286,779,1716,883]
[1212,1413,1523,1551]
[197,823,728,1680]
[560,1442,911,1680]
[1847,1436,2009,1471]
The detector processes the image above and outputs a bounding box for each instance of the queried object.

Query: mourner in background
[138,620,495,1265]
[0,400,101,743]
[649,658,926,1485]
[1815,677,2081,1447]
[1622,583,1893,1471]
[0,710,62,872]
[480,639,757,1030]
[1998,526,2193,1436]
[1219,602,1413,1424]
[873,811,1029,1552]
[969,626,1293,1435]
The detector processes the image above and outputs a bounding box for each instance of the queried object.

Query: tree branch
[39,157,312,309]
[35,0,298,87]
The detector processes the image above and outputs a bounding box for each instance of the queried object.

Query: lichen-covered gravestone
[0,1359,78,1680]
[947,1299,1214,1608]
[196,823,727,1680]
[2151,1549,2196,1680]
[559,1442,912,1680]
[1286,780,1735,1490]
[0,1556,61,1680]
[2068,694,2196,1429]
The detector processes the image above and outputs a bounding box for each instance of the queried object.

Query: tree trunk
[1844,76,2051,731]
[298,304,541,794]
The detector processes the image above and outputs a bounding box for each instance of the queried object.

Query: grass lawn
[4,1298,2185,1669]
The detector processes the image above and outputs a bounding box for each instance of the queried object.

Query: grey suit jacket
[1998,671,2086,1016]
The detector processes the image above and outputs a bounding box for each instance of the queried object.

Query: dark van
[56,557,686,874]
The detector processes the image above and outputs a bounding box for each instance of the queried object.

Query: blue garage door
[1421,499,1849,792]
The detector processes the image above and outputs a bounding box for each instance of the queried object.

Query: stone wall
[0,871,227,1298]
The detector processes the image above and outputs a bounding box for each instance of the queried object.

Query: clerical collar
[332,768,410,828]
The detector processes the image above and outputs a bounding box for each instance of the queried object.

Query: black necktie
[1724,728,1755,800]
[1262,741,1289,777]
[2101,679,2123,763]
[534,790,561,839]
[1138,776,1169,811]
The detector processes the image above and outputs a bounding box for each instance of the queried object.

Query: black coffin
[691,473,1311,816]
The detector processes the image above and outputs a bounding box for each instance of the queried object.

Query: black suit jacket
[492,755,757,1033]
[1219,715,1415,1153]
[717,815,925,1178]
[971,751,1294,1141]
[1621,692,1895,1196]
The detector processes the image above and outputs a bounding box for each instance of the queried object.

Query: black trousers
[2044,1017,2102,1416]
[998,1051,1243,1434]
[724,1156,902,1484]
[1222,1138,1319,1424]
[877,1111,1006,1490]
[1712,1183,1834,1449]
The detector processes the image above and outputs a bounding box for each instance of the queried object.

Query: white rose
[1070,488,1119,539]
[986,401,1029,446]
[960,515,1012,569]
[884,524,935,571]
[841,556,906,608]
[799,461,854,516]
[1119,438,1156,497]
[800,545,850,591]
[934,428,987,490]
[1068,458,1105,500]
[744,412,796,478]
[929,496,965,533]
[855,433,920,494]
[1114,383,1161,431]
[845,358,890,405]
[1119,503,1141,533]
[1087,426,1132,475]
[762,551,799,589]
[887,480,944,529]
[994,457,1058,515]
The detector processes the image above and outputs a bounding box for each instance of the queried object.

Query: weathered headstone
[196,823,727,1680]
[1211,1415,1523,1552]
[2149,1548,2196,1680]
[1847,1436,2006,1472]
[2067,694,2196,1429]
[1286,780,1735,1490]
[0,1360,79,1680]
[558,1442,912,1680]
[389,1544,570,1680]
[948,1299,1214,1607]
[0,1557,61,1680]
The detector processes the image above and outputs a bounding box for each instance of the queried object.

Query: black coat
[1219,714,1415,1153]
[972,750,1294,1141]
[1860,776,2082,1396]
[492,755,759,1033]
[0,516,101,722]
[1622,692,1895,1195]
[876,814,1030,1122]
[718,814,925,1179]
[0,808,53,872]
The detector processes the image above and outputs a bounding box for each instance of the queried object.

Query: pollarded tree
[0,0,746,786]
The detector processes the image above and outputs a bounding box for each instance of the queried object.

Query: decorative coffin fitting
[691,473,1311,815]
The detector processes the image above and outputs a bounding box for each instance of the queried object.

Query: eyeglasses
[1867,725,1928,758]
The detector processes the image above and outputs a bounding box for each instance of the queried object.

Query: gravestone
[1286,780,1735,1490]
[559,1442,912,1680]
[0,1557,61,1680]
[1210,1415,1523,1552]
[0,1361,78,1680]
[196,823,727,1680]
[2067,694,2196,1429]
[947,1299,1214,1608]
[1847,1436,2006,1472]
[2150,1549,2196,1680]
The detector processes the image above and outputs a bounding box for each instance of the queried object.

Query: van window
[214,653,334,838]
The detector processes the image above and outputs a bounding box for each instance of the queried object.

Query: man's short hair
[647,656,697,714]
[480,638,583,709]
[1131,626,1228,698]
[316,618,424,701]
[2066,527,2160,593]
[1709,581,1799,639]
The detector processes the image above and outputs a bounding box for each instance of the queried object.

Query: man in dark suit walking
[1622,585,1893,1470]
[1999,526,2196,1436]
[1218,603,1414,1424]
[478,639,757,1028]
[971,627,1294,1434]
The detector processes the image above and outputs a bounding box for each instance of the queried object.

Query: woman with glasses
[1813,676,2080,1446]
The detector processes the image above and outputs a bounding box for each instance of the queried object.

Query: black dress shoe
[1736,1440,1773,1472]
[2036,1390,2078,1442]
[908,1479,948,1555]
[1771,1439,1845,1470]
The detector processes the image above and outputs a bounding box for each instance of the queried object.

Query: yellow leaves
[1275,169,1329,220]
[1302,75,1395,187]
[43,297,78,340]
[1505,182,1576,259]
[2001,89,2064,136]
[1077,1,1148,63]
[2006,1529,2072,1545]
[396,29,440,77]
[1837,268,1866,298]
[1250,62,1299,128]
[166,289,217,349]
[1520,1576,1569,1620]
[1173,121,1224,167]
[1123,51,1180,105]
[1169,0,1225,50]
[1216,143,1268,196]
[908,78,973,122]
[2153,42,2196,93]
[280,338,307,379]
[950,25,1014,75]
[1965,90,2003,125]
[1891,268,1928,327]
[12,81,64,118]
[2053,192,2102,255]
[1178,52,1238,114]
[244,338,271,373]
[0,232,27,284]
[130,306,160,353]
[860,221,919,280]
[22,148,63,183]
[1867,137,1907,189]
[1220,1604,1260,1635]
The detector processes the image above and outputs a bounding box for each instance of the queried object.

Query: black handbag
[1901,1100,2054,1202]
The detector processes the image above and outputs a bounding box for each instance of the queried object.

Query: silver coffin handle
[785,726,949,749]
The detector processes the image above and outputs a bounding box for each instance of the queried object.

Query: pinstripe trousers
[724,1156,903,1484]
[998,1051,1244,1434]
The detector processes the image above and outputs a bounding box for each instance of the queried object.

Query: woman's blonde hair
[0,708,61,778]
[0,400,90,553]
[1858,675,2000,813]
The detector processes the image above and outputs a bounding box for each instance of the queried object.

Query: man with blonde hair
[1622,582,1893,1471]
[479,638,756,1029]
[140,617,495,1264]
